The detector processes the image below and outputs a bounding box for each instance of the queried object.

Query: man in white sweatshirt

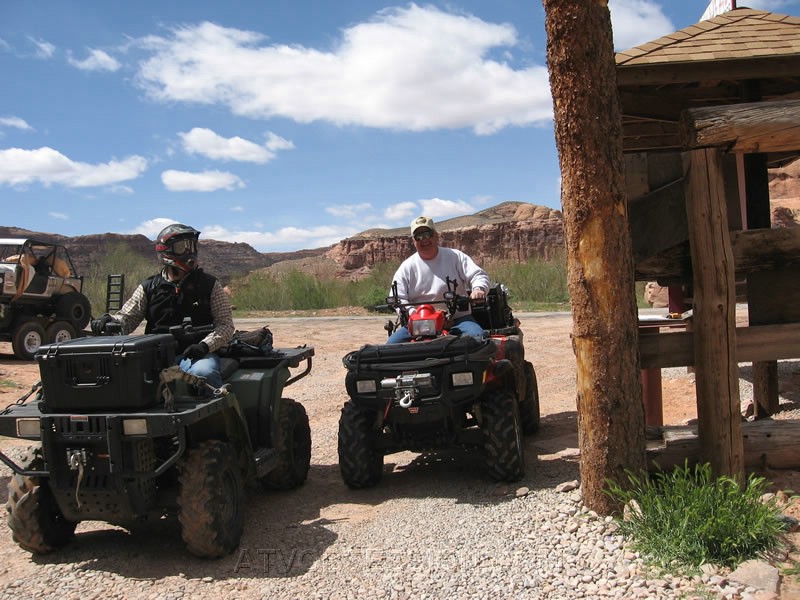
[386,216,490,343]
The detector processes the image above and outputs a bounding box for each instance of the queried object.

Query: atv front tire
[481,390,525,482]
[261,398,312,490]
[519,361,541,435]
[6,446,77,553]
[338,401,383,489]
[177,440,243,558]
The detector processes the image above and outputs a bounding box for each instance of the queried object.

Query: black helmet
[155,223,200,271]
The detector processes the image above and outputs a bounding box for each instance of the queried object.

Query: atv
[338,279,539,488]
[0,321,313,558]
[0,238,91,360]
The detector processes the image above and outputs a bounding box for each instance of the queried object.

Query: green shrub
[605,462,786,571]
[81,244,156,317]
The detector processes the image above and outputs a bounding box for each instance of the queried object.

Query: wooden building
[615,7,800,472]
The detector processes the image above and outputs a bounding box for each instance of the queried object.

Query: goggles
[168,238,197,255]
[413,230,434,242]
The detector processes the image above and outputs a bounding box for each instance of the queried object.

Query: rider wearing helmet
[91,223,235,393]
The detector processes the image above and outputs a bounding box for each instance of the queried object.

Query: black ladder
[105,274,125,313]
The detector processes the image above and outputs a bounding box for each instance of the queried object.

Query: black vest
[143,269,216,337]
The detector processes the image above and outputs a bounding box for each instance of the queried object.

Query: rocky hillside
[325,203,564,279]
[4,168,799,286]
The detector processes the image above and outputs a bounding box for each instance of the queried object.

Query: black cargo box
[35,334,177,412]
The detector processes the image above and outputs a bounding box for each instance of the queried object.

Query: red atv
[338,279,539,488]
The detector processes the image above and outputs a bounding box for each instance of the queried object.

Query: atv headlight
[410,319,437,337]
[356,379,377,394]
[16,418,40,438]
[451,372,474,387]
[123,418,148,435]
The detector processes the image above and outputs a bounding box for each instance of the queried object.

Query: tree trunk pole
[543,0,646,513]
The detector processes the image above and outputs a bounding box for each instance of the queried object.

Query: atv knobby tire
[261,398,311,490]
[338,401,383,489]
[6,446,77,553]
[177,440,244,558]
[519,361,541,435]
[481,390,525,482]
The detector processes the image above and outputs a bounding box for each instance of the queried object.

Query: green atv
[0,322,313,558]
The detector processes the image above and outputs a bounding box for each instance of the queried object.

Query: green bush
[605,462,786,571]
[81,244,156,317]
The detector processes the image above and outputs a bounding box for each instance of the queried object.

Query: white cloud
[179,127,292,163]
[609,0,675,50]
[161,169,244,191]
[135,5,552,135]
[201,223,359,250]
[383,201,418,222]
[0,116,33,131]
[230,205,244,212]
[68,48,121,72]
[129,217,179,239]
[418,198,477,219]
[48,212,68,220]
[0,38,10,52]
[0,147,147,187]
[265,132,294,151]
[325,202,373,218]
[28,37,55,59]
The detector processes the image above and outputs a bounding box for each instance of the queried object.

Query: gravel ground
[0,311,795,599]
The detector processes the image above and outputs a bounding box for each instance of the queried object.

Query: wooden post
[683,148,744,477]
[544,0,646,513]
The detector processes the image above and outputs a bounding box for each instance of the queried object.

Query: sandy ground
[0,309,799,597]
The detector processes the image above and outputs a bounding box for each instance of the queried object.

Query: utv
[338,280,539,488]
[0,239,91,360]
[0,322,313,558]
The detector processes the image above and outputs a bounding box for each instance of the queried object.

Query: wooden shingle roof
[615,7,800,155]
[616,7,800,67]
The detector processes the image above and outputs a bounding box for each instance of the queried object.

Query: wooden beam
[617,56,800,87]
[680,98,800,154]
[684,148,743,475]
[635,227,800,281]
[646,420,800,471]
[639,322,800,368]
[628,180,688,261]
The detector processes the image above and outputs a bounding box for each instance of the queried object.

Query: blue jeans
[178,352,222,394]
[386,315,485,344]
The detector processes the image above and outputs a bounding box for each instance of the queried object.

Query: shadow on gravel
[20,438,581,582]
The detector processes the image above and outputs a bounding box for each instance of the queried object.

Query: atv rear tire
[46,320,77,344]
[481,390,525,482]
[6,446,77,553]
[338,401,383,489]
[177,440,243,558]
[519,361,541,435]
[11,321,46,361]
[55,291,91,330]
[261,398,311,490]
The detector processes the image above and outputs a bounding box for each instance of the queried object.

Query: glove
[184,342,209,360]
[91,313,115,335]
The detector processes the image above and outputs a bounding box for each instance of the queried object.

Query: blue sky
[1,0,798,252]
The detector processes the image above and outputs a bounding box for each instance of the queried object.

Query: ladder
[105,274,125,313]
